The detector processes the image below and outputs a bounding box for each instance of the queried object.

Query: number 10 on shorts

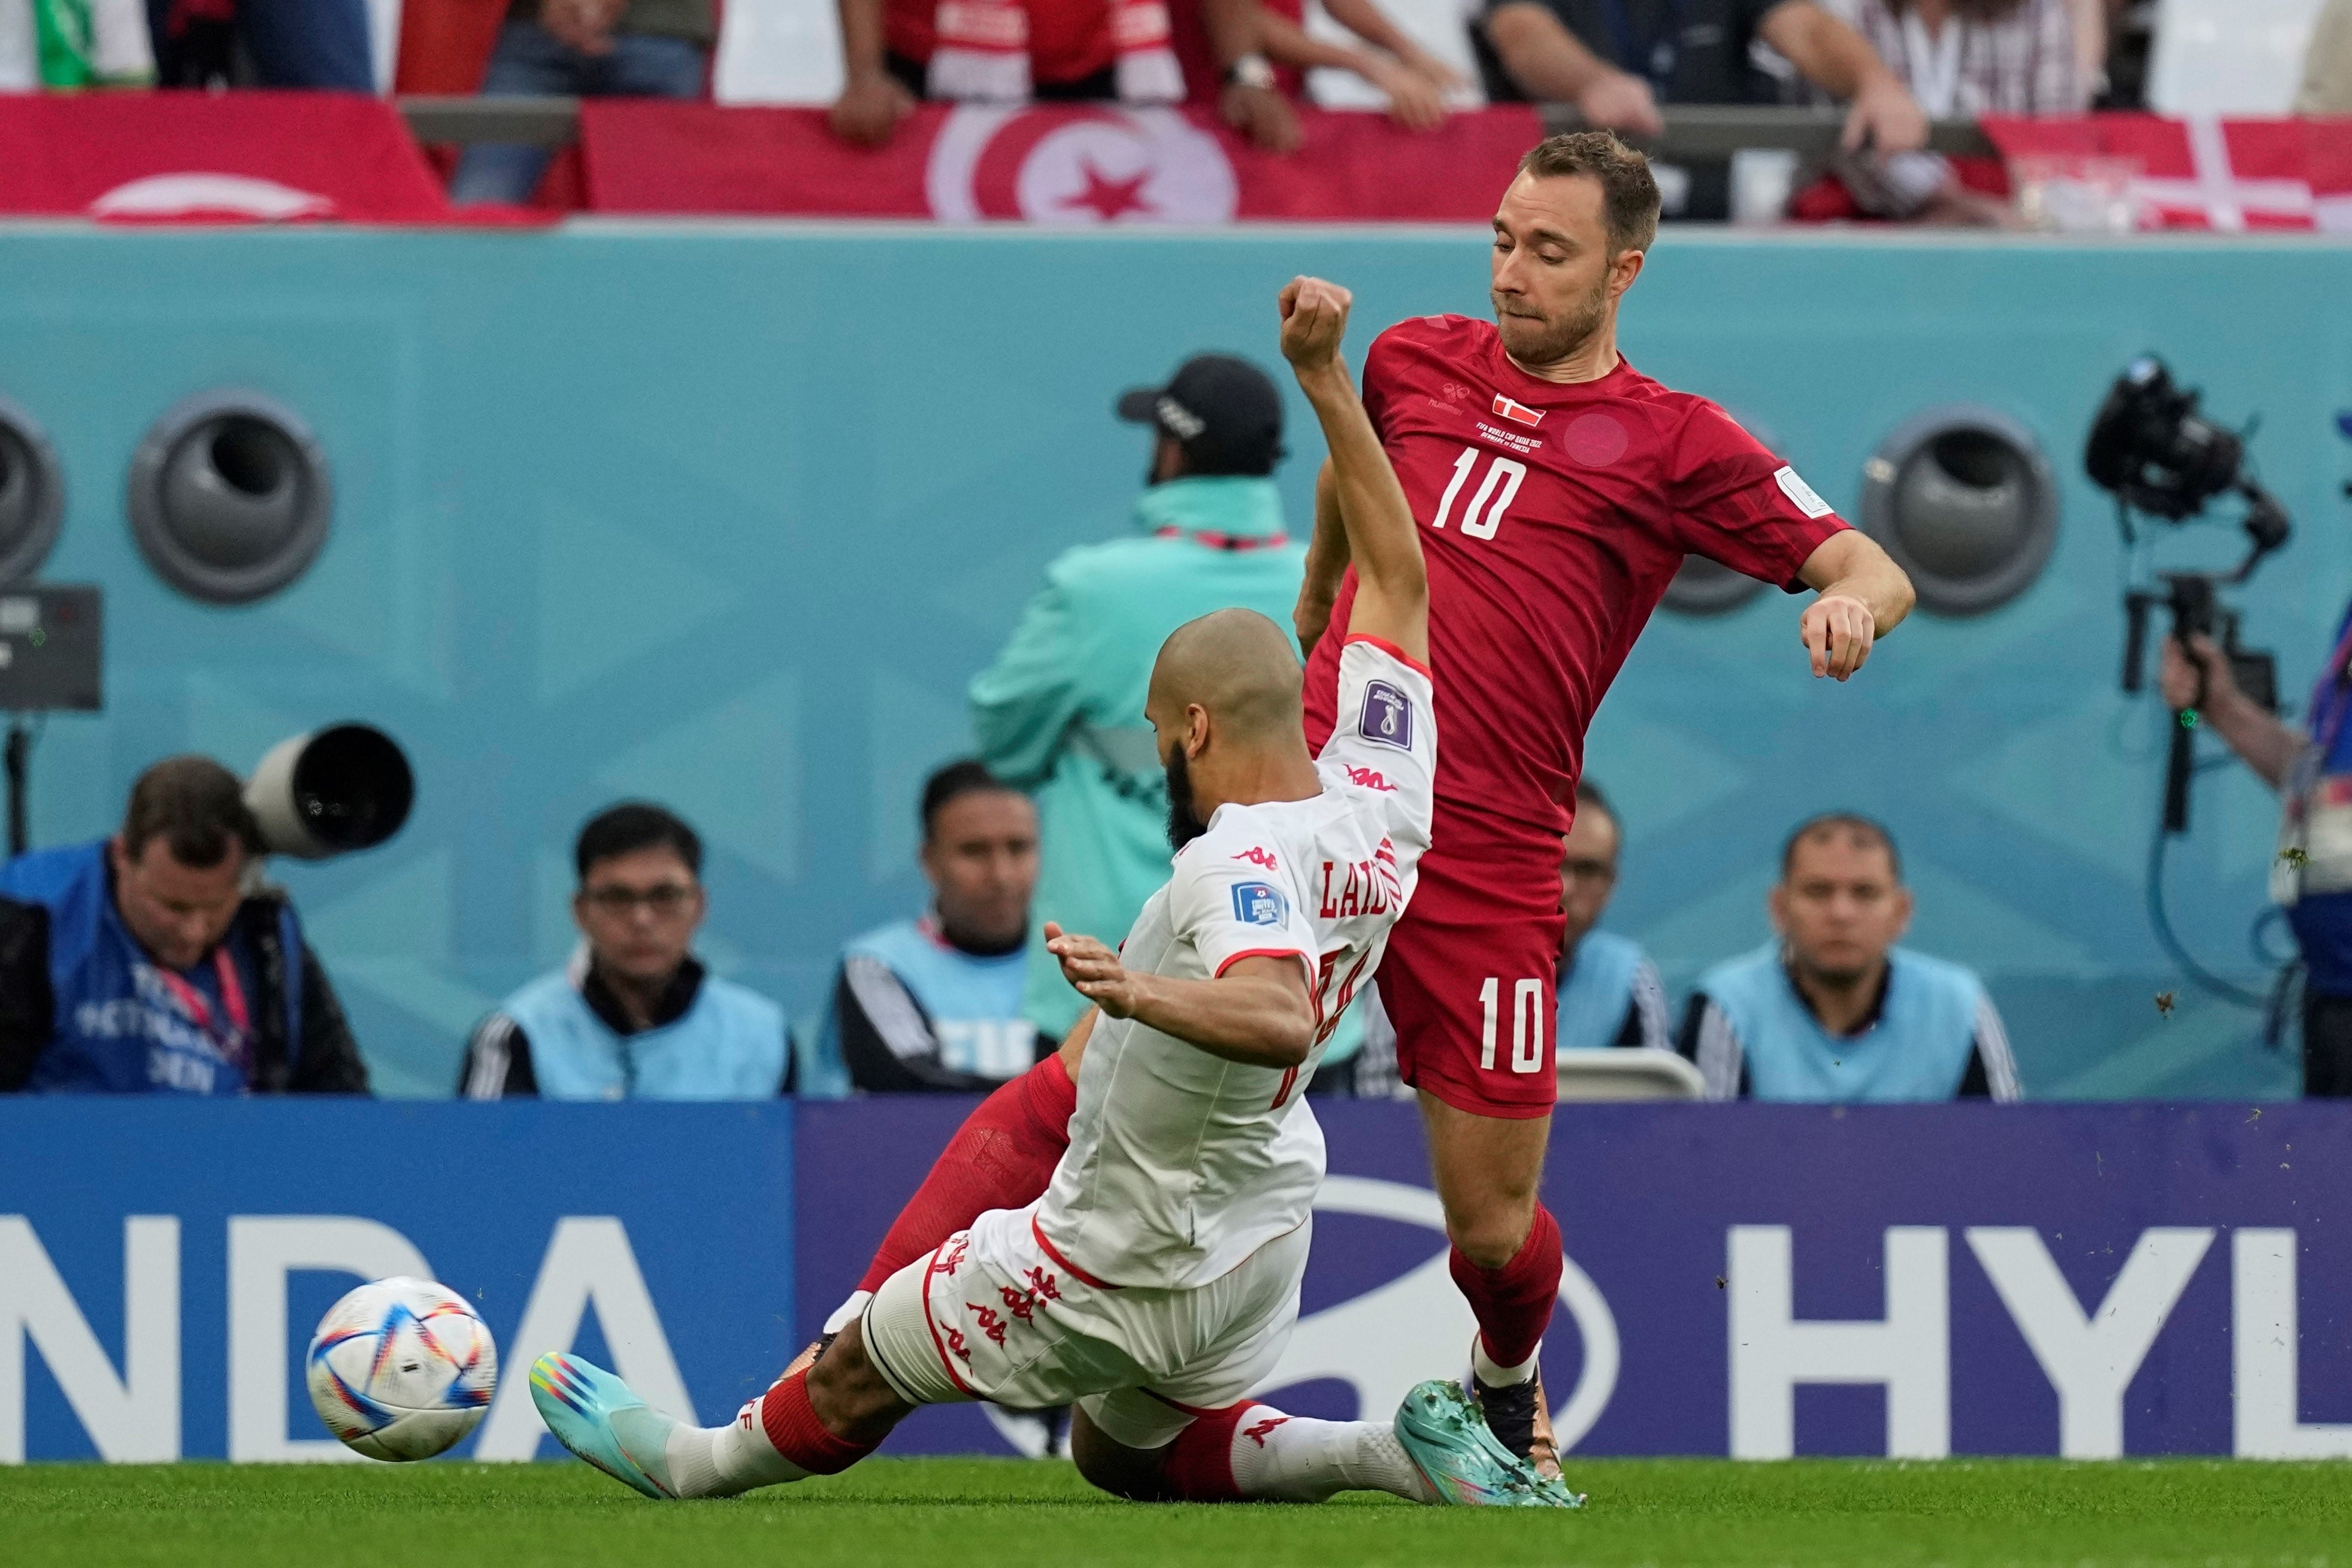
[1478,976,1546,1073]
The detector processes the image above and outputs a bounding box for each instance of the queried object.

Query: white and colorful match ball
[305,1276,498,1461]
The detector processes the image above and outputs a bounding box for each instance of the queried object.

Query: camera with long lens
[2087,356,2292,834]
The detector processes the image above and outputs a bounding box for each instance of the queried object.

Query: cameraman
[2163,628,2352,1095]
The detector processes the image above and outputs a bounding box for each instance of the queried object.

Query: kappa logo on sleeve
[1231,882,1290,927]
[1358,680,1414,750]
[1773,465,1835,520]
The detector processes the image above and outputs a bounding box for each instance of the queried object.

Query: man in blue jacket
[459,801,789,1099]
[1679,813,2020,1102]
[0,756,367,1095]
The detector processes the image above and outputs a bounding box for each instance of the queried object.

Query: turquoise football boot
[1393,1379,1585,1508]
[529,1351,682,1500]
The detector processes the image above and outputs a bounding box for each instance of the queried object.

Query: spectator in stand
[1352,780,1667,1097]
[1472,0,1927,219]
[449,0,714,205]
[0,758,368,1096]
[458,803,789,1099]
[2302,0,2352,113]
[970,352,1306,1045]
[830,0,1458,152]
[1167,0,1469,131]
[808,761,1053,1095]
[146,0,371,88]
[1821,0,2088,224]
[1679,813,2020,1102]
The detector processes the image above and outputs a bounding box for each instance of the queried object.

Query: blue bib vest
[0,840,299,1096]
[807,918,1034,1095]
[1697,942,1984,1102]
[1557,929,1643,1052]
[498,962,785,1100]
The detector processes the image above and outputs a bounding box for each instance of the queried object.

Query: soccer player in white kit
[531,279,1577,1510]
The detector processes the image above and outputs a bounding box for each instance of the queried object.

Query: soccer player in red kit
[1291,129,1914,1466]
[794,127,1913,1472]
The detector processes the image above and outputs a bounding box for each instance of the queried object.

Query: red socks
[1160,1401,1250,1502]
[856,1053,1078,1294]
[758,1370,877,1475]
[1449,1204,1563,1370]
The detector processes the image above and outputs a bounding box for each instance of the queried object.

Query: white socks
[1225,1407,1438,1504]
[661,1399,810,1499]
[1473,1336,1540,1389]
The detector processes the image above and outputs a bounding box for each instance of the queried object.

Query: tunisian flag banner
[0,93,455,223]
[582,101,1548,222]
[1979,113,2352,234]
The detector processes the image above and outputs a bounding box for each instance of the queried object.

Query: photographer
[0,757,367,1095]
[2162,628,2352,1095]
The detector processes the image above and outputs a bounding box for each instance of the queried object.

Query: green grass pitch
[2,1456,2344,1567]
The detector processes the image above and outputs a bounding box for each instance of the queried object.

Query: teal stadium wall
[0,225,2345,1098]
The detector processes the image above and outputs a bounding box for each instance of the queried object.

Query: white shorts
[861,1201,1310,1451]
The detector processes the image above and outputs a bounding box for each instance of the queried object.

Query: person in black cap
[964,351,1312,1052]
[1115,353,1287,488]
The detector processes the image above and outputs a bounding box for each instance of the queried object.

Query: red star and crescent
[1061,161,1154,220]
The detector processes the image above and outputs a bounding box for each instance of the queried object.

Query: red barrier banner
[0,92,456,223]
[1980,113,2352,233]
[581,101,1547,222]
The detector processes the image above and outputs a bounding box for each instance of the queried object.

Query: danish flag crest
[1491,393,1543,427]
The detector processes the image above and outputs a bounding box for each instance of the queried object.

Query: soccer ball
[306,1276,498,1461]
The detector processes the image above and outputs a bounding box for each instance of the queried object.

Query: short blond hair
[1518,131,1661,255]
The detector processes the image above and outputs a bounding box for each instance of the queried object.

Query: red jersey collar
[1485,328,1639,406]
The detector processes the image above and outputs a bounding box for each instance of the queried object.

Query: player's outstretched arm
[1796,530,1915,682]
[1278,276,1428,667]
[1045,923,1315,1068]
[1294,459,1348,659]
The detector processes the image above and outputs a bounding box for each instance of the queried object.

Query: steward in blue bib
[458,801,788,1100]
[1680,942,2019,1102]
[803,761,1058,1096]
[1557,928,1671,1053]
[0,836,367,1096]
[462,947,788,1100]
[811,914,1054,1093]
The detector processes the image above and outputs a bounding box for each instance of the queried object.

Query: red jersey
[1169,0,1304,102]
[1302,314,1848,836]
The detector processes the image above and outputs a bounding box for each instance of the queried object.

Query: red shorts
[1381,801,1566,1119]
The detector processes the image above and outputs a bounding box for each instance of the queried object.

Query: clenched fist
[1279,276,1353,373]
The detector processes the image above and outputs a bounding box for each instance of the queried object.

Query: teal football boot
[529,1352,682,1500]
[1393,1379,1584,1508]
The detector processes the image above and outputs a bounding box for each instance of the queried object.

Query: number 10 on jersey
[1479,976,1545,1074]
[1433,446,1527,540]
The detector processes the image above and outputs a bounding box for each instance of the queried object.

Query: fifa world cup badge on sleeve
[1232,882,1289,927]
[1361,680,1414,749]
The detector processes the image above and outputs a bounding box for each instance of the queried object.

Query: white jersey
[1035,637,1436,1290]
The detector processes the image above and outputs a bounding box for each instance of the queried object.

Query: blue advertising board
[0,1101,792,1462]
[797,1100,2352,1461]
[6,1098,2351,1463]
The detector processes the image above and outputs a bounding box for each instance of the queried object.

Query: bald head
[1149,609,1304,743]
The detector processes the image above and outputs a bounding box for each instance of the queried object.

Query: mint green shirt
[973,477,1328,1044]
